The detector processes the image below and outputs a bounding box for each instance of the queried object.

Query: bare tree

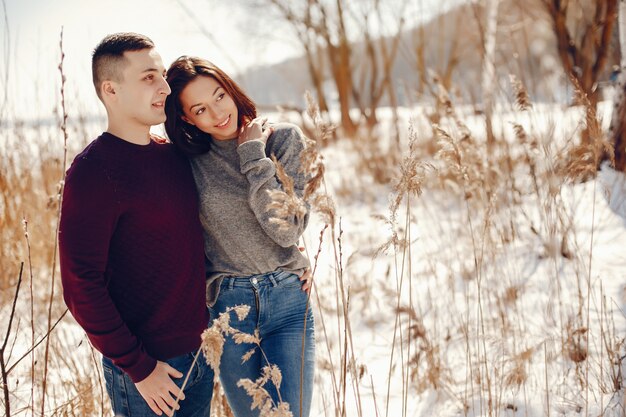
[267,0,407,136]
[400,0,464,118]
[353,0,407,128]
[406,1,460,93]
[543,0,618,142]
[472,0,500,146]
[481,0,500,146]
[265,1,330,114]
[608,0,626,170]
[268,0,357,134]
[321,0,358,134]
[0,0,10,126]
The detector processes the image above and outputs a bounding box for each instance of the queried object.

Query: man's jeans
[209,270,315,417]
[102,350,214,417]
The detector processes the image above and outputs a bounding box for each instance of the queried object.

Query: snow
[1,102,625,416]
[300,102,626,416]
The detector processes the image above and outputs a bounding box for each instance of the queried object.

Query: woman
[164,56,315,417]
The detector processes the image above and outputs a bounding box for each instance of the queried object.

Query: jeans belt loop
[268,274,278,287]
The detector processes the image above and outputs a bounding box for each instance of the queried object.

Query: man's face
[111,48,170,127]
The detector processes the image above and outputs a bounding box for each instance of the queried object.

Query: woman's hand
[298,246,312,294]
[300,269,312,294]
[238,117,273,146]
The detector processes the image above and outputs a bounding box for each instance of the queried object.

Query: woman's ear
[181,115,194,126]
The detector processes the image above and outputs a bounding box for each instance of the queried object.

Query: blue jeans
[209,270,315,417]
[102,350,214,417]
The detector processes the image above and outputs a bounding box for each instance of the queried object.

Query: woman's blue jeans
[209,270,315,417]
[102,350,214,417]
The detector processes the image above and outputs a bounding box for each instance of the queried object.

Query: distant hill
[234,0,620,109]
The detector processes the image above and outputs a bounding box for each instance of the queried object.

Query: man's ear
[101,81,116,100]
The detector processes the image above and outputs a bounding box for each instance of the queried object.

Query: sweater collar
[209,136,238,151]
[102,132,157,150]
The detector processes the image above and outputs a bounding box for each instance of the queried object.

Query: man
[59,33,213,417]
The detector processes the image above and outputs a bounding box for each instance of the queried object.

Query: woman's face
[179,75,239,141]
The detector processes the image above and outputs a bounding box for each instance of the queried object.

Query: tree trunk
[611,92,626,170]
[482,0,499,147]
[329,44,357,136]
[544,0,618,146]
[415,24,427,96]
[609,0,626,171]
[303,40,329,114]
[319,0,357,136]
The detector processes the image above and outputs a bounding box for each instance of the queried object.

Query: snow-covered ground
[1,102,625,416]
[300,102,626,417]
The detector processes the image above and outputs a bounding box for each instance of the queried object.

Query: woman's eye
[195,108,205,116]
[217,93,225,101]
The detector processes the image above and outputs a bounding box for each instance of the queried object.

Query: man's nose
[160,77,171,95]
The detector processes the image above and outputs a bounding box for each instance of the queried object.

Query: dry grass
[200,306,293,417]
[332,71,626,417]
[1,28,626,417]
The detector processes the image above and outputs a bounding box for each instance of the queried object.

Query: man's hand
[135,361,186,416]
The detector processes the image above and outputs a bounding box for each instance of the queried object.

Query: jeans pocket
[101,361,116,412]
[275,272,303,289]
[166,352,198,390]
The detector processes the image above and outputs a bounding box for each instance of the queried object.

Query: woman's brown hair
[164,56,257,155]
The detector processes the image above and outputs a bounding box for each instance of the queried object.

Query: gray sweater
[189,123,310,306]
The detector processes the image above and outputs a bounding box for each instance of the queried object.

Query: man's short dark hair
[92,32,155,100]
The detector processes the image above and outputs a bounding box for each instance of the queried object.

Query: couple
[58,32,315,417]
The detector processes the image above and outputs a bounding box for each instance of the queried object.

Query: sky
[0,0,462,121]
[1,0,305,119]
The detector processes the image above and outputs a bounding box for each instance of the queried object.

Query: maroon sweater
[59,132,208,383]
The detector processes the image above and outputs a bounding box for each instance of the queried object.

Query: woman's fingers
[262,126,273,141]
[238,117,271,145]
[300,269,312,293]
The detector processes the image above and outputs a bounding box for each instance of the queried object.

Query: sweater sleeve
[59,157,156,383]
[237,124,310,247]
